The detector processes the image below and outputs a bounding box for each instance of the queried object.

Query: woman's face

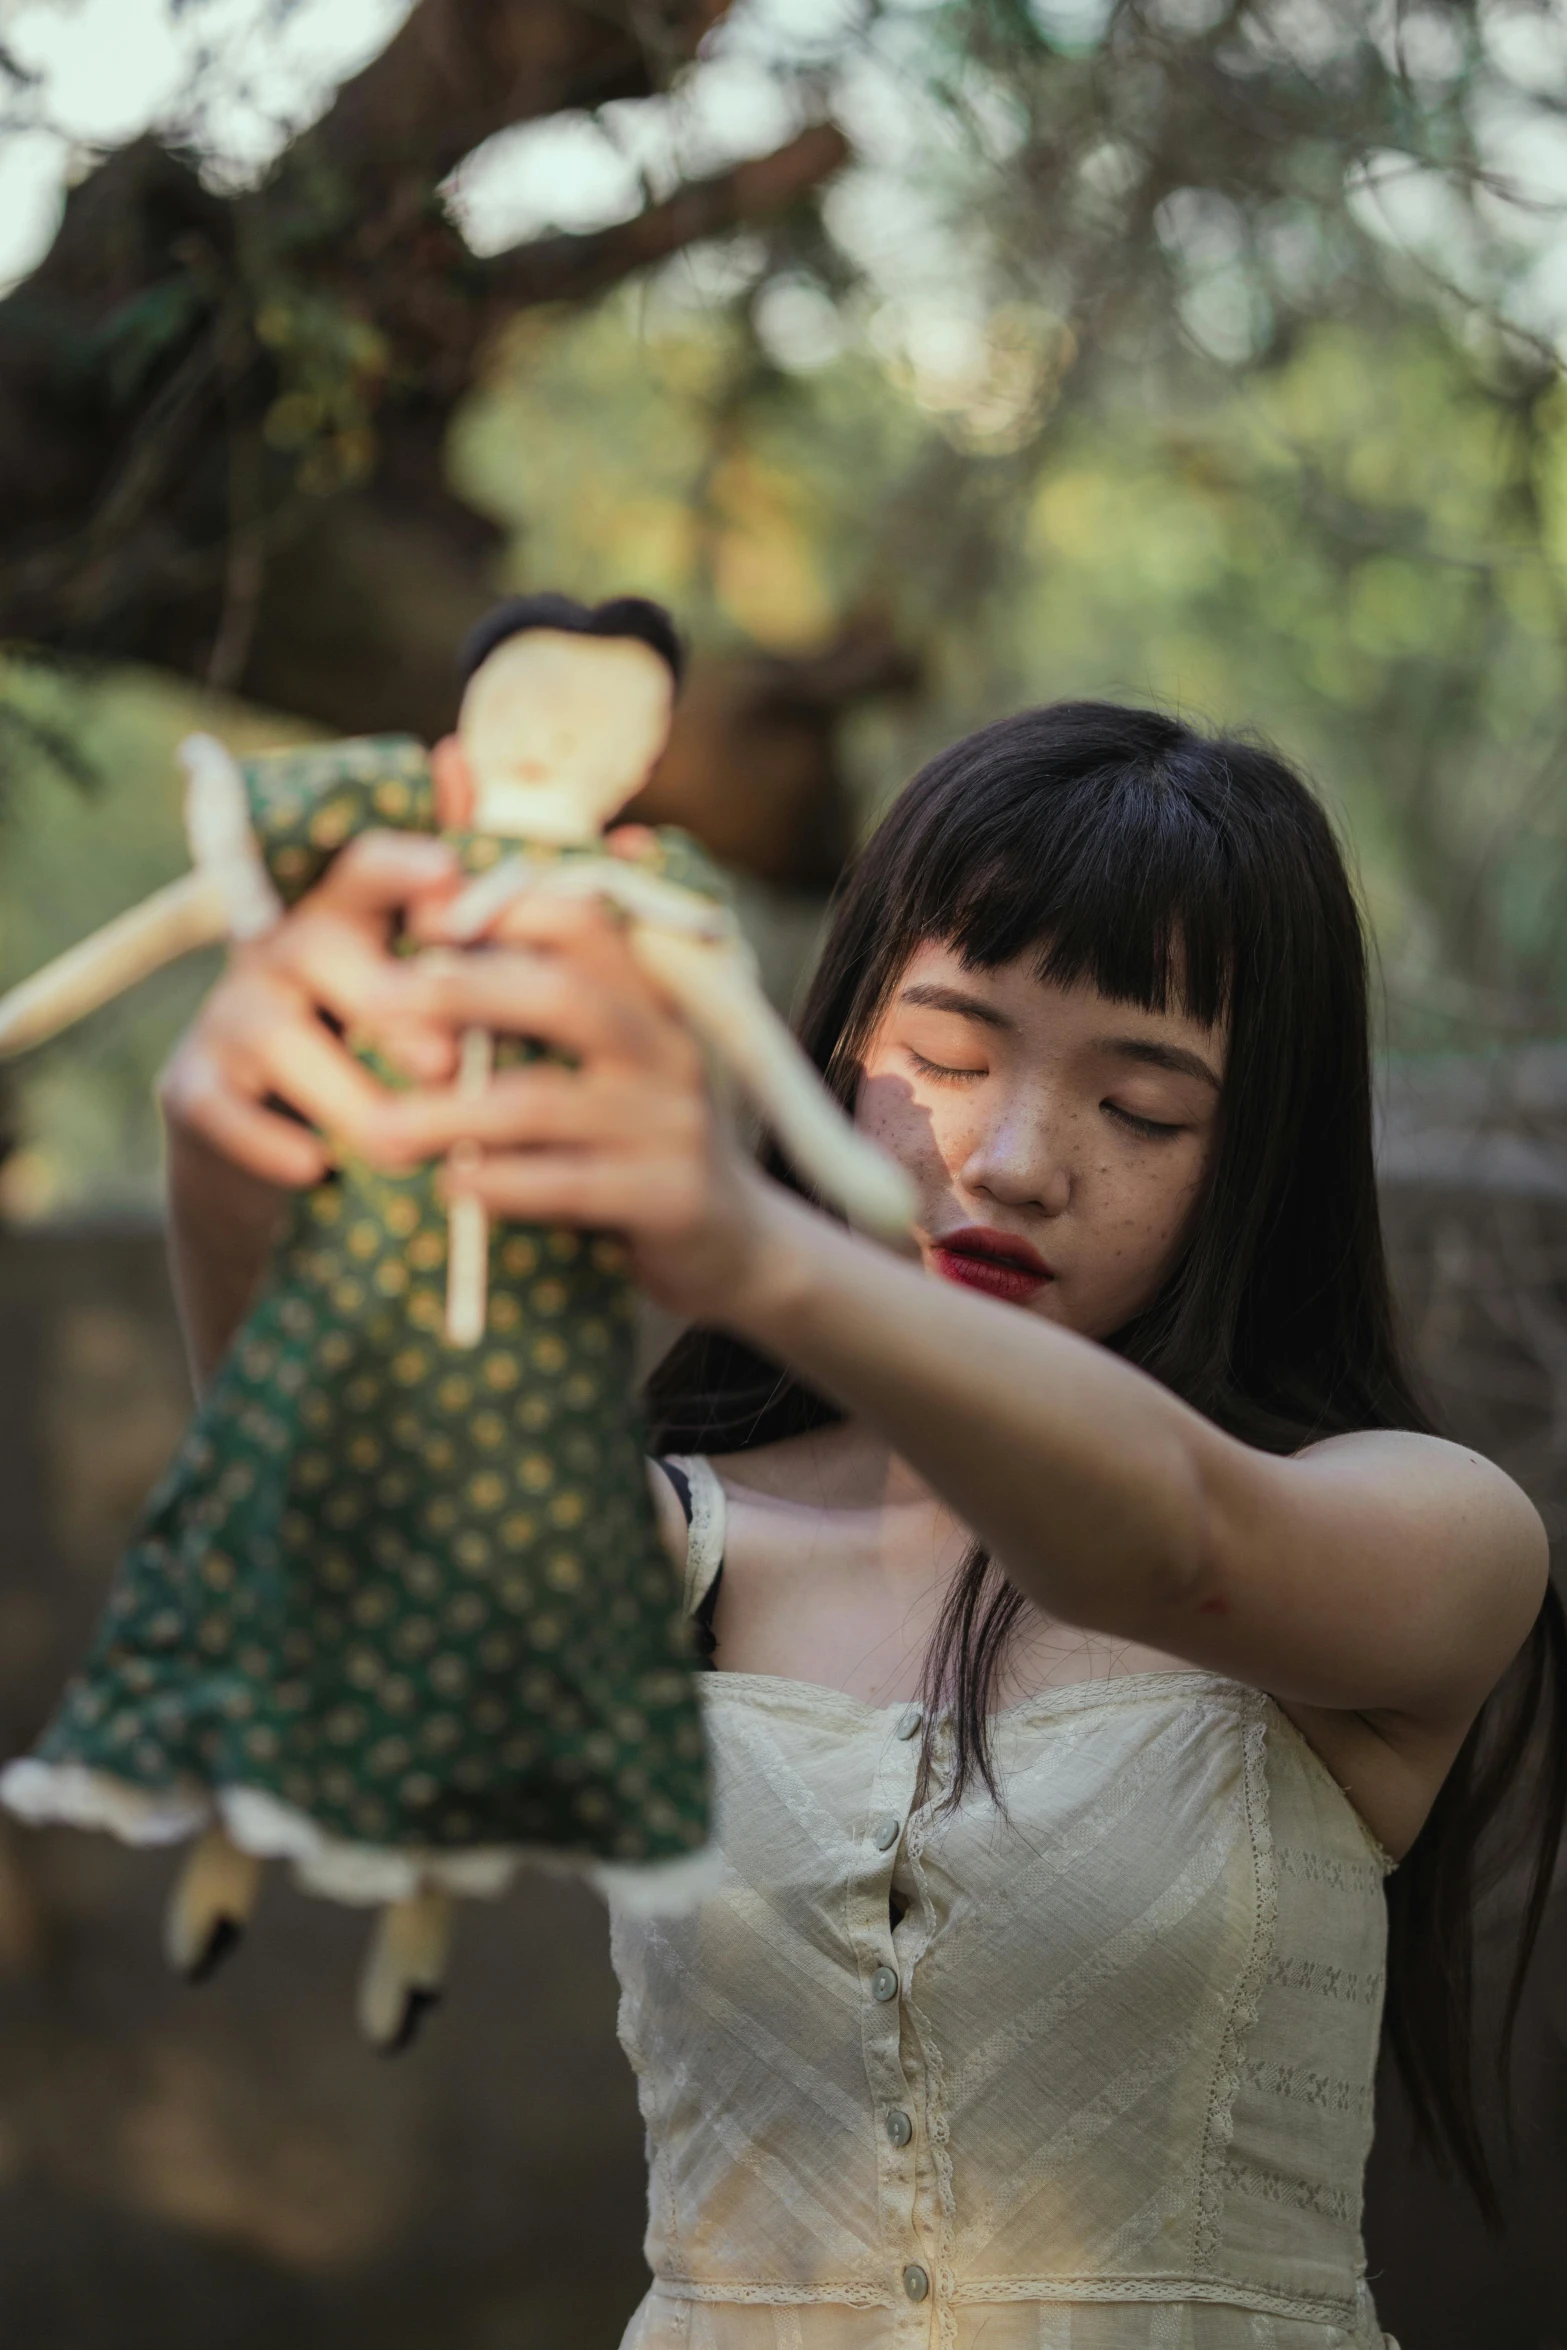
[854,939,1227,1342]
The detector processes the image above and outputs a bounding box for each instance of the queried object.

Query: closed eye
[908,1049,986,1082]
[1104,1101,1185,1139]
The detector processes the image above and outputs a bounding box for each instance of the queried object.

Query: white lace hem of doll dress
[0,1756,718,1915]
[607,1457,1402,2350]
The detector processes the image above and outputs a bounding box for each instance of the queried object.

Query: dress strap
[663,1454,726,1619]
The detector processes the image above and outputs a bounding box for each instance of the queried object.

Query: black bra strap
[658,1456,694,1527]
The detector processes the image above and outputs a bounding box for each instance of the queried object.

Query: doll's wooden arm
[0,870,228,1057]
[626,926,915,1239]
[0,735,280,1058]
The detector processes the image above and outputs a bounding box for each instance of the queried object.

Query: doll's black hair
[458,593,685,688]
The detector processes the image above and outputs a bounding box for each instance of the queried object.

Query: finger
[168,1062,331,1188]
[408,885,629,955]
[373,945,697,1076]
[450,1149,704,1232]
[248,1019,426,1166]
[304,829,461,925]
[348,1063,708,1159]
[258,918,457,1082]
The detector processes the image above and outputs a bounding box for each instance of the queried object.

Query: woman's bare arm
[162,1117,287,1393]
[724,1186,1547,1726]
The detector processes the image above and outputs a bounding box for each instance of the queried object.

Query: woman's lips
[930,1226,1052,1306]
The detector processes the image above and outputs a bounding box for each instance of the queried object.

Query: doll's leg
[165,1824,264,1981]
[445,1027,494,1347]
[358,1888,455,2053]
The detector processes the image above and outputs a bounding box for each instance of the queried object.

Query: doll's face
[457,629,674,842]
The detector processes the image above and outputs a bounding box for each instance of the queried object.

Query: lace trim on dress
[651,2273,1363,2323]
[669,1454,726,1618]
[0,1757,720,1914]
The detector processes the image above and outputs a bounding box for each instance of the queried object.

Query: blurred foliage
[7,0,1567,1209]
[458,276,1567,1041]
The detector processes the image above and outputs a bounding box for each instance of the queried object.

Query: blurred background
[0,0,1566,2341]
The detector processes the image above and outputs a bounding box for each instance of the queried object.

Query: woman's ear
[430,736,476,829]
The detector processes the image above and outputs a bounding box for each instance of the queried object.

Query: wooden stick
[444,1026,494,1347]
[628,927,916,1239]
[0,870,229,1059]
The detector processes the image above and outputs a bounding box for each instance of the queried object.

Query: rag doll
[0,593,911,2047]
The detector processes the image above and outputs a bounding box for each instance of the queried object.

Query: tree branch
[305,0,730,212]
[479,123,850,313]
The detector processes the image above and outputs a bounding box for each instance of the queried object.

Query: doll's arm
[0,736,281,1058]
[626,925,914,1239]
[0,870,227,1057]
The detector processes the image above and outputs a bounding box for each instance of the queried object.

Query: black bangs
[840,704,1246,1040]
[946,759,1235,1030]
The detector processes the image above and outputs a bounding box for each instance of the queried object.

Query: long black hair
[646,699,1567,2222]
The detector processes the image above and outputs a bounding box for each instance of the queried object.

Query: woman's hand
[379,891,792,1324]
[159,830,465,1189]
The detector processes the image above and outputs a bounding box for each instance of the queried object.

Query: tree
[0,0,847,741]
[5,0,1567,980]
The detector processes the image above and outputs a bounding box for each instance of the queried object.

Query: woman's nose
[958,1108,1072,1215]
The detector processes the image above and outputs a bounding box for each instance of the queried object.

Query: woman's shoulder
[1294,1426,1545,1567]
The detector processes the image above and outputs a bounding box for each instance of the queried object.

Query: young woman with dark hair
[160,700,1563,2349]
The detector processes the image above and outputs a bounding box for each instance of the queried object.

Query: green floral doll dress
[1,737,713,1911]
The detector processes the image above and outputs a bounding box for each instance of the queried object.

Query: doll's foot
[358,1889,454,2052]
[165,1827,263,1981]
[182,1911,245,1984]
[378,1984,443,2056]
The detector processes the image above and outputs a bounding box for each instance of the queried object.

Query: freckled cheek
[1083,1158,1206,1302]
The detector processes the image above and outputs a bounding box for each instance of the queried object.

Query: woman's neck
[711,1416,945,1514]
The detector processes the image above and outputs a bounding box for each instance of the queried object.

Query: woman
[161,701,1564,2348]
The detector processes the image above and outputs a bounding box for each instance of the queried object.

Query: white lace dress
[609,1457,1399,2350]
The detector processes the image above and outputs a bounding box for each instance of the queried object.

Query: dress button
[870,1965,899,2003]
[895,1705,923,1741]
[872,1812,902,1851]
[885,2107,913,2147]
[903,2264,930,2302]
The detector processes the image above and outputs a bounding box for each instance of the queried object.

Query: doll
[0,593,912,2048]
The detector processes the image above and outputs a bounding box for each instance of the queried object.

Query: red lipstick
[930,1225,1052,1306]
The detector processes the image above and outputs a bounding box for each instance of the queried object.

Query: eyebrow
[898,982,1016,1032]
[1097,1036,1223,1091]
